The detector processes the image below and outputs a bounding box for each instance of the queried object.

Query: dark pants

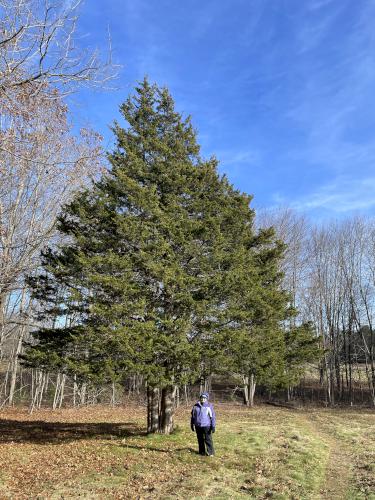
[196,426,214,456]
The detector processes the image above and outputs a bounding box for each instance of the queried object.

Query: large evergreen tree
[25,80,245,431]
[24,79,315,431]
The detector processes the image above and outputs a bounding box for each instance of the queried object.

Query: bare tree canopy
[0,84,103,362]
[0,0,118,97]
[0,0,114,406]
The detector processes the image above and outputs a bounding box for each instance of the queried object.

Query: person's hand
[211,427,215,434]
[191,424,195,432]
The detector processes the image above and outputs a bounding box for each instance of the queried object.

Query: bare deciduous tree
[0,0,117,98]
[0,0,117,406]
[257,207,310,324]
[0,85,103,404]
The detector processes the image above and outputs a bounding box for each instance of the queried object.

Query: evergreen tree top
[24,78,301,391]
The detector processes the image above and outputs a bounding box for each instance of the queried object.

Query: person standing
[191,392,216,456]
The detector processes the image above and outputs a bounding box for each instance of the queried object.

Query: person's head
[199,392,209,403]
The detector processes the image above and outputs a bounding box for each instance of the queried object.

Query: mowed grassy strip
[303,409,375,500]
[0,404,373,499]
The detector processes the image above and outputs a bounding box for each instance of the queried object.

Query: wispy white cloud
[116,0,173,84]
[296,4,342,53]
[290,176,375,214]
[282,0,375,216]
[307,0,337,11]
[218,149,262,166]
[213,148,262,183]
[290,1,375,145]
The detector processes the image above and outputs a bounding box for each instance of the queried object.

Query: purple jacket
[191,401,216,428]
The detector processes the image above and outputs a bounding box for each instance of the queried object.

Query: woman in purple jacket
[190,392,216,456]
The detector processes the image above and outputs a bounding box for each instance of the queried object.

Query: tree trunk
[243,372,256,406]
[348,327,353,405]
[370,327,375,406]
[364,356,375,407]
[249,372,256,407]
[8,327,25,405]
[243,375,249,405]
[59,374,66,408]
[111,381,116,407]
[199,378,205,395]
[37,372,47,409]
[80,383,87,405]
[0,294,6,361]
[30,370,47,413]
[159,386,174,434]
[147,386,159,434]
[53,373,66,410]
[204,375,212,393]
[184,384,189,405]
[73,375,77,407]
[174,385,180,408]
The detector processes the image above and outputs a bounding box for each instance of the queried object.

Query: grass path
[0,404,374,499]
[296,409,375,500]
[319,429,352,499]
[321,436,351,500]
[294,412,352,499]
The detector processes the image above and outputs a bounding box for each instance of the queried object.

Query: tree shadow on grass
[118,443,197,454]
[0,418,146,444]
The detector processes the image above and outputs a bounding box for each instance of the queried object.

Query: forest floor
[0,403,374,499]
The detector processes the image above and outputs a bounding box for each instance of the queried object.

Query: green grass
[308,410,375,500]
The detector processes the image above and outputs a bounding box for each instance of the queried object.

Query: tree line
[259,209,375,406]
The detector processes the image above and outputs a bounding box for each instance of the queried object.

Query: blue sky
[72,0,375,220]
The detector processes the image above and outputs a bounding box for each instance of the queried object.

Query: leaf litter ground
[0,403,374,499]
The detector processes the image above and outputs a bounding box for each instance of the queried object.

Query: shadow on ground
[0,418,145,444]
[117,443,197,454]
